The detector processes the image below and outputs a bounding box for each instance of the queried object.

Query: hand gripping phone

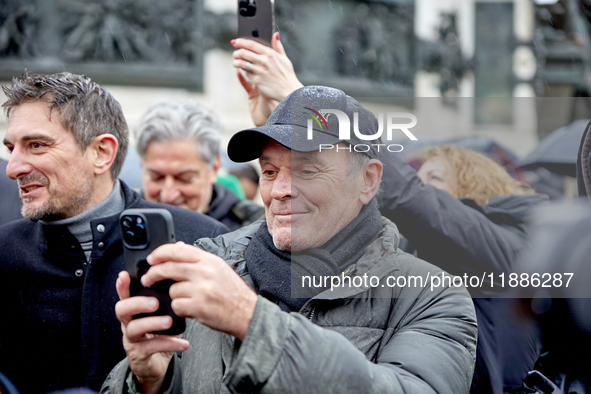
[120,208,186,335]
[238,0,274,47]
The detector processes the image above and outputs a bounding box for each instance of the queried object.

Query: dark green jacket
[102,218,478,394]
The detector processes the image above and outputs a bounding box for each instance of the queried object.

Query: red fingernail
[277,32,280,41]
[231,39,236,45]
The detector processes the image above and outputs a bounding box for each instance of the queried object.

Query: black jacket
[206,184,264,231]
[378,153,548,394]
[0,181,228,394]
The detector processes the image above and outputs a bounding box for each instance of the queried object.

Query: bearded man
[0,72,227,393]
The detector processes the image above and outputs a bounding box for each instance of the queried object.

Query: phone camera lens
[239,0,256,17]
[122,216,133,229]
[121,215,148,247]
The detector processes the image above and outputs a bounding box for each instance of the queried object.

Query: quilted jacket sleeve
[223,280,477,394]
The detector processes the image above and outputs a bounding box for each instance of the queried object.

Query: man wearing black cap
[103,86,478,394]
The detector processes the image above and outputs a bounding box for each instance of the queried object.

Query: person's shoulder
[394,250,456,287]
[230,199,265,225]
[196,220,263,260]
[357,221,476,349]
[468,193,549,220]
[134,199,230,239]
[0,218,37,237]
[368,218,435,274]
[374,218,472,298]
[0,219,40,267]
[385,250,476,330]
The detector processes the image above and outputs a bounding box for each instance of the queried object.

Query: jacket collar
[206,184,241,221]
[39,180,142,260]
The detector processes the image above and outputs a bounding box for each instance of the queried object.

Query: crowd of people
[0,31,589,394]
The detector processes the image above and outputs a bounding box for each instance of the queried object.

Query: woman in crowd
[379,145,548,394]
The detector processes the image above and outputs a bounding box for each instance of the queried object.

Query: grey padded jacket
[102,218,478,394]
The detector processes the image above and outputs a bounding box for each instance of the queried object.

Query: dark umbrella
[517,119,590,177]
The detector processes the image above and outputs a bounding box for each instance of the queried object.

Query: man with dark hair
[0,72,227,394]
[103,86,477,394]
[2,72,130,181]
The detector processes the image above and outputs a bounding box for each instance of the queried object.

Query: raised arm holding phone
[233,0,303,127]
[231,32,303,126]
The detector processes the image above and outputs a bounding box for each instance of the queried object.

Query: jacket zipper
[308,307,316,322]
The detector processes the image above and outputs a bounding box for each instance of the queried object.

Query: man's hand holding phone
[141,242,258,340]
[115,242,258,393]
[115,270,189,394]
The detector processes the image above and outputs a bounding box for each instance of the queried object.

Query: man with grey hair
[103,86,477,394]
[135,101,264,230]
[0,72,227,394]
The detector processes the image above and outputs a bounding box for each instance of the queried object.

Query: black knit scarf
[244,199,382,312]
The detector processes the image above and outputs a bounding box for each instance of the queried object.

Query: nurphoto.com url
[301,272,574,292]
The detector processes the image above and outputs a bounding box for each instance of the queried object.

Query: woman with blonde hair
[417,145,533,204]
[379,145,547,394]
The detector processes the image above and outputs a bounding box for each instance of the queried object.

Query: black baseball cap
[227,86,381,162]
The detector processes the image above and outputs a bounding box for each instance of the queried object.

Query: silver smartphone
[238,0,274,47]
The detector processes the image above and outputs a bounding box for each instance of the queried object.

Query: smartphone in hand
[238,0,274,47]
[120,208,186,335]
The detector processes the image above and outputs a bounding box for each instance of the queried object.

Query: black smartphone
[120,208,186,335]
[238,0,274,47]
